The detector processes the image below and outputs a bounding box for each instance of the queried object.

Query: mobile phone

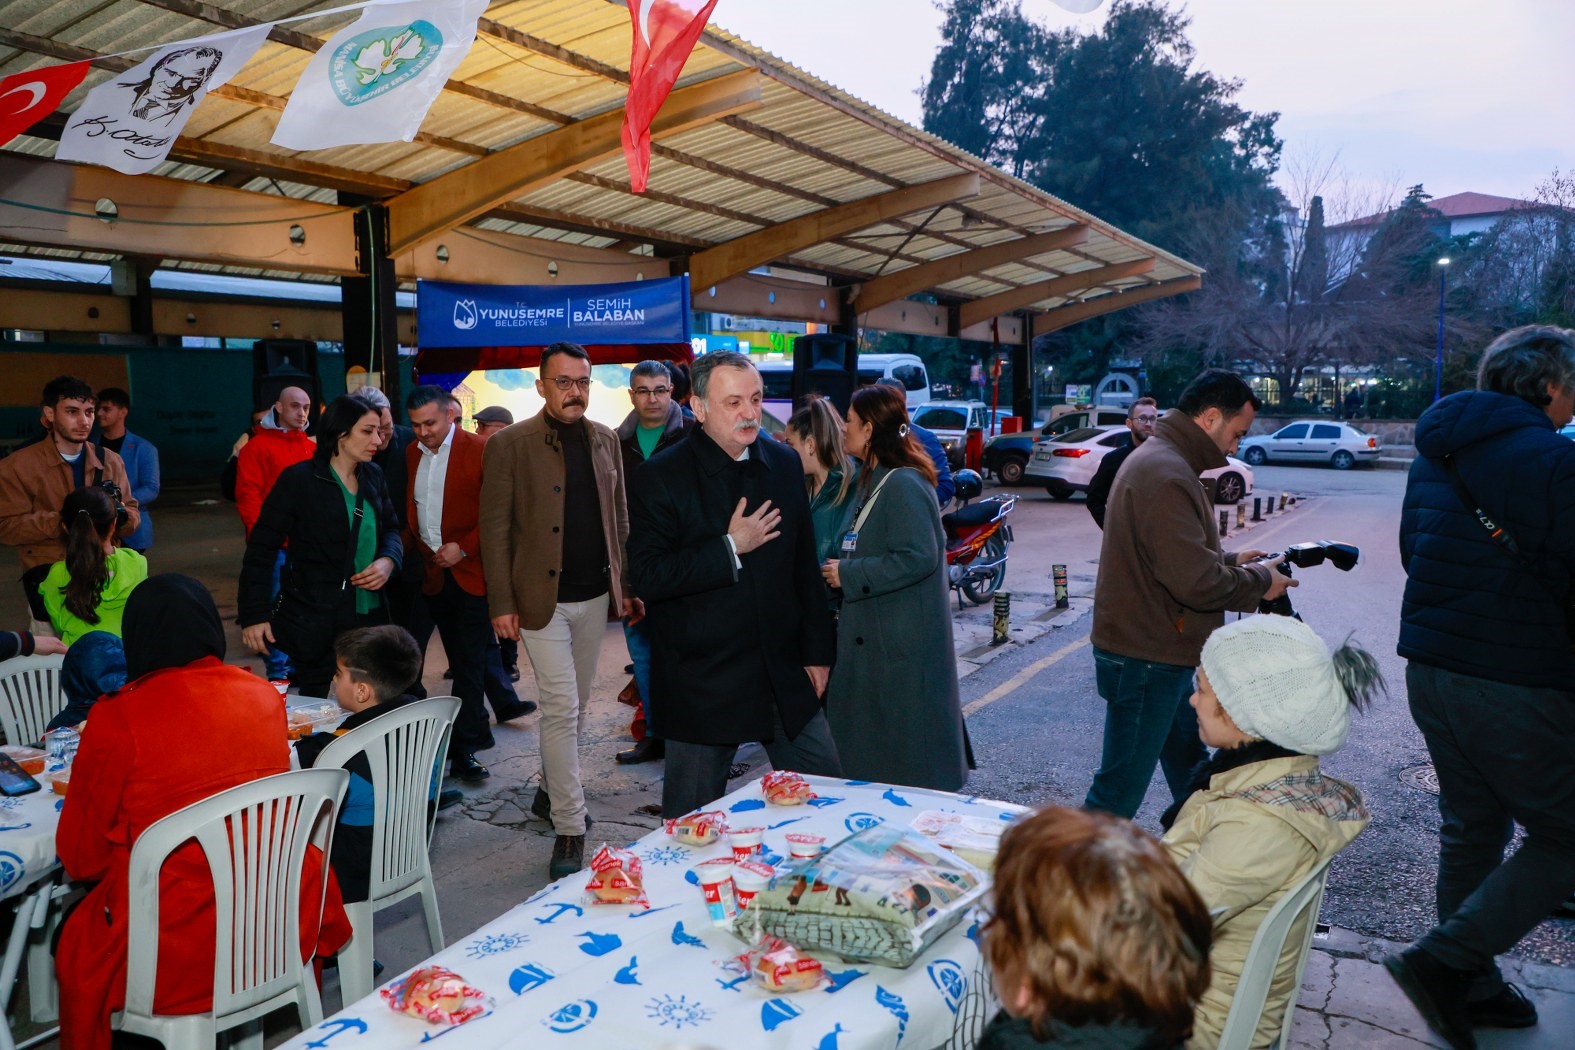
[0,754,41,796]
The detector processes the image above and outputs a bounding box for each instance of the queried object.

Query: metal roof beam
[851,226,1089,312]
[687,172,980,292]
[386,69,763,256]
[959,258,1157,329]
[1031,276,1202,338]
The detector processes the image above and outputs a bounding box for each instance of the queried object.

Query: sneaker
[1384,947,1478,1050]
[549,834,586,880]
[1467,983,1537,1029]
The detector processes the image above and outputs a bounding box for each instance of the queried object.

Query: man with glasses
[480,342,634,879]
[613,361,695,765]
[1085,397,1159,529]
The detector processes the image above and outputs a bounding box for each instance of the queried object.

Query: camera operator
[0,376,139,634]
[1084,368,1293,820]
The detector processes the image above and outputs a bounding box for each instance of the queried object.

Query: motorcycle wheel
[961,535,1008,606]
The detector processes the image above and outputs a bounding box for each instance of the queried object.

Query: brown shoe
[549,834,585,880]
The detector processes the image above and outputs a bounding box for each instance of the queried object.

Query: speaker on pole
[252,339,321,427]
[791,333,858,415]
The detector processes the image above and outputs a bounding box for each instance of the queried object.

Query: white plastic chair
[313,696,459,1005]
[1216,855,1336,1050]
[0,654,65,747]
[113,768,350,1050]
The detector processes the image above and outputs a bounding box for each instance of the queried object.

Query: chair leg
[336,900,375,1007]
[224,1018,265,1050]
[119,1014,215,1050]
[26,887,64,1023]
[419,875,444,955]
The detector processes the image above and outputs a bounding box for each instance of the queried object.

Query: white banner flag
[56,24,270,175]
[271,0,488,151]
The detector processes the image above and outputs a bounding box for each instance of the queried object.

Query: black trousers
[424,571,495,754]
[274,593,383,700]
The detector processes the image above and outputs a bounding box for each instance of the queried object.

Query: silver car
[1238,421,1381,470]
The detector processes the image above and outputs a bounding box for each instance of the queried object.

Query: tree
[1457,169,1575,330]
[920,0,1283,393]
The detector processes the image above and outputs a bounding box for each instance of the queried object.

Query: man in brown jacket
[1084,369,1293,819]
[0,376,140,632]
[479,342,634,880]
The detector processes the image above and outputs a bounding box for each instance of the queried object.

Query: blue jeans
[623,616,653,726]
[264,549,293,680]
[1083,647,1205,819]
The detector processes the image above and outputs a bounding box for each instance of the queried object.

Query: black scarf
[122,573,227,680]
[1159,739,1301,831]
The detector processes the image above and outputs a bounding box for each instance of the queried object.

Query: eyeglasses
[547,376,593,392]
[631,386,672,398]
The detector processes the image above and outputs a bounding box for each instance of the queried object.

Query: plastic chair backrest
[0,654,65,747]
[1215,855,1335,1050]
[122,768,350,1024]
[312,696,459,901]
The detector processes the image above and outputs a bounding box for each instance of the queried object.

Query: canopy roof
[0,0,1203,341]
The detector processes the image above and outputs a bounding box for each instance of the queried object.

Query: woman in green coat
[784,395,858,566]
[821,384,969,791]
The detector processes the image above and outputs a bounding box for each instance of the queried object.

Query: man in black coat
[1085,397,1158,529]
[627,352,841,817]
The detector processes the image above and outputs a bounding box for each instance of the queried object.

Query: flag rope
[50,0,381,67]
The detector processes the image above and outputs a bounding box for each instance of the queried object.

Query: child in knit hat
[1160,614,1382,1049]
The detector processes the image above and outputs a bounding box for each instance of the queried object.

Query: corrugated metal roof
[0,0,1203,323]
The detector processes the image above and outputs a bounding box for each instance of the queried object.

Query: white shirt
[413,423,455,552]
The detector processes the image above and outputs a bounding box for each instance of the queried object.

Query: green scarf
[332,469,380,615]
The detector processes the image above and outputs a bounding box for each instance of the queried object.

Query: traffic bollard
[1279,493,1288,511]
[1236,502,1246,529]
[1219,509,1229,537]
[992,592,1011,646]
[1052,564,1069,609]
[1252,496,1262,522]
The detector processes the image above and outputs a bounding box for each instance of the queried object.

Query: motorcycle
[943,469,1017,606]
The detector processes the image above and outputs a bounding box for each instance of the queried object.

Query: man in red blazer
[405,386,531,780]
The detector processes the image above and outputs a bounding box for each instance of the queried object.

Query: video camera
[98,479,130,530]
[1257,541,1360,618]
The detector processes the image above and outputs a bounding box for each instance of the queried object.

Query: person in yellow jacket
[1161,615,1381,1049]
[40,487,148,646]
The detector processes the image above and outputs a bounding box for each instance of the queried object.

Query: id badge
[840,532,859,555]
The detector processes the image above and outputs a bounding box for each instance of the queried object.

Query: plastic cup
[694,859,737,926]
[728,826,764,860]
[786,833,825,859]
[732,861,775,911]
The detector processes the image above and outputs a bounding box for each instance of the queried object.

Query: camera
[1257,541,1360,618]
[98,479,129,530]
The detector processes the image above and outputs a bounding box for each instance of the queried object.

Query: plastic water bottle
[43,727,79,773]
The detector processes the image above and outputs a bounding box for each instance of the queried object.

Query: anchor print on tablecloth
[534,901,583,925]
[302,1017,367,1048]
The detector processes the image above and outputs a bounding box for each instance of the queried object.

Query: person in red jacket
[234,386,314,684]
[55,574,351,1050]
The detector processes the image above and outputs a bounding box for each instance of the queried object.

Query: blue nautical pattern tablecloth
[0,785,63,902]
[286,776,1025,1050]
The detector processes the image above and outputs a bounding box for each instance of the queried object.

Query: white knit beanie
[1199,616,1351,755]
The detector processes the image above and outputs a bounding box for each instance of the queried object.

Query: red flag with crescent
[621,0,719,193]
[0,61,91,147]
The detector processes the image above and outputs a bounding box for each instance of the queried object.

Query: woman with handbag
[238,395,402,698]
[820,384,969,791]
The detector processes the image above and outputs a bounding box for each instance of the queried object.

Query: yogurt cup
[694,859,737,926]
[728,826,765,860]
[731,861,775,911]
[785,833,825,859]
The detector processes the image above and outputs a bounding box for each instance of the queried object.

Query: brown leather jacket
[0,438,140,570]
[478,410,629,631]
[1091,409,1270,666]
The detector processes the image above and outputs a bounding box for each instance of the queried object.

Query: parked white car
[909,401,990,467]
[1238,420,1381,470]
[1025,425,1254,504]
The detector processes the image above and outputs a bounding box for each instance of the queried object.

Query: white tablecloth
[0,785,63,903]
[285,776,1023,1050]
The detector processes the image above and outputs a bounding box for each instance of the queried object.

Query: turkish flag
[621,0,719,193]
[0,61,91,147]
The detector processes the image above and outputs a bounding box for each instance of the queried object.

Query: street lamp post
[1434,257,1451,403]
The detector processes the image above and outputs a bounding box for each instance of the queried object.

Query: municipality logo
[454,299,478,330]
[330,20,443,106]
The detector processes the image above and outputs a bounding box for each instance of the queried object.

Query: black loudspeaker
[791,333,858,415]
[252,340,320,425]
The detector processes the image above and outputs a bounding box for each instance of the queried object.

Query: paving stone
[489,801,528,826]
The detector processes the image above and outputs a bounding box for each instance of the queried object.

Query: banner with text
[417,276,692,349]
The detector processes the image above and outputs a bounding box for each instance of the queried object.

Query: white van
[757,352,930,422]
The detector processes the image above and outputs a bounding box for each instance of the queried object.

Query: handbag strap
[1442,455,1528,563]
[851,468,903,535]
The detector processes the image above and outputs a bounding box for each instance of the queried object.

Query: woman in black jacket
[238,396,402,697]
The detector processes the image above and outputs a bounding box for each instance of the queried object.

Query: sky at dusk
[715,0,1575,207]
